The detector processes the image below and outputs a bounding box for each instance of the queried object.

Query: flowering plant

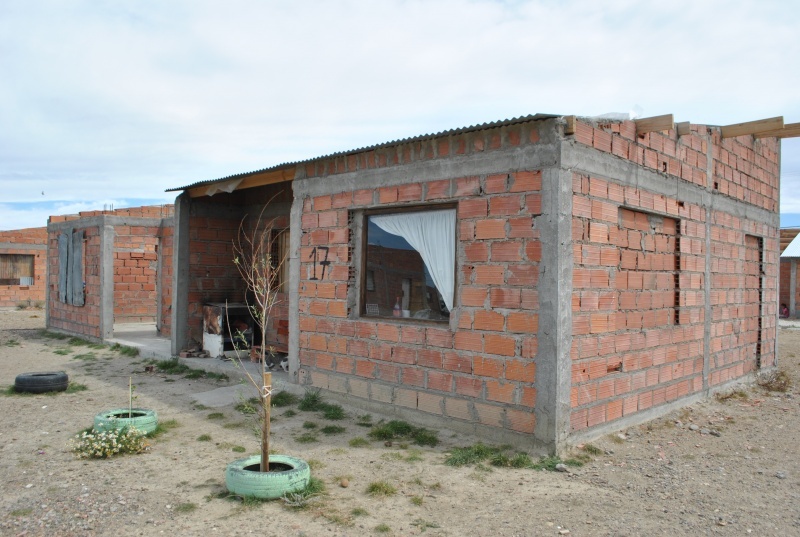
[69,426,149,459]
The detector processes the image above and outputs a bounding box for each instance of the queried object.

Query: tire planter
[14,371,69,393]
[93,408,158,435]
[225,454,310,500]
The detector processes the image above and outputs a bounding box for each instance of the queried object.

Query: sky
[1,0,799,230]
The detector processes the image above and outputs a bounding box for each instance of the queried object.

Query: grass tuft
[281,477,326,509]
[294,432,319,444]
[758,370,791,393]
[366,480,397,497]
[298,389,325,411]
[349,437,370,447]
[271,391,299,407]
[174,502,197,513]
[368,420,438,447]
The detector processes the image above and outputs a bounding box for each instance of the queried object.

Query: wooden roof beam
[635,114,674,136]
[720,116,783,138]
[754,122,800,139]
[186,167,295,198]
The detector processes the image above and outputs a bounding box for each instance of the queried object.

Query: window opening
[0,254,34,286]
[363,207,455,321]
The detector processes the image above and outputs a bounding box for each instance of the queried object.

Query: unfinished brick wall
[779,259,792,311]
[574,121,780,212]
[172,114,780,450]
[186,216,246,345]
[0,227,47,308]
[159,225,174,337]
[298,120,544,437]
[47,225,102,338]
[113,225,160,323]
[569,118,780,433]
[570,175,706,431]
[709,214,778,382]
[47,205,174,339]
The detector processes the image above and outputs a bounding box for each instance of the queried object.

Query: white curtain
[371,209,456,311]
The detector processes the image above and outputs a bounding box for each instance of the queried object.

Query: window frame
[358,203,457,323]
[0,253,35,286]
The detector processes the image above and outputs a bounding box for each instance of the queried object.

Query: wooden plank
[634,114,674,135]
[71,230,84,307]
[754,122,800,139]
[720,116,783,138]
[187,167,296,198]
[564,115,576,135]
[58,232,69,303]
[676,122,691,136]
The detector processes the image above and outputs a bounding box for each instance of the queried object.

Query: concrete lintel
[0,243,46,251]
[533,164,573,454]
[293,143,561,199]
[562,143,778,228]
[48,215,170,233]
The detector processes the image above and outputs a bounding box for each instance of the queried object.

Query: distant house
[0,227,47,308]
[167,113,794,453]
[779,229,800,316]
[46,205,174,340]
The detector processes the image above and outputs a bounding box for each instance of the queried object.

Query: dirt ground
[1,309,800,537]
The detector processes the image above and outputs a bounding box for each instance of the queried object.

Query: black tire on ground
[14,371,69,393]
[93,408,159,435]
[225,455,311,499]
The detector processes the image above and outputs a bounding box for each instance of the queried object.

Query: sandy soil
[1,308,800,536]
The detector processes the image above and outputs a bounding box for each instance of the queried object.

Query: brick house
[46,205,174,340]
[0,227,47,308]
[169,113,792,453]
[778,228,800,317]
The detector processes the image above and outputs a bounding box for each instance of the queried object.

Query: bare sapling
[227,203,288,472]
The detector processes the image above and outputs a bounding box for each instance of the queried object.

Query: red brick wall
[113,225,160,323]
[299,140,543,437]
[570,175,706,431]
[574,120,780,212]
[46,206,174,339]
[159,225,173,337]
[709,215,778,381]
[569,119,780,433]
[0,227,47,307]
[779,259,790,311]
[50,205,173,223]
[186,216,246,345]
[47,226,102,338]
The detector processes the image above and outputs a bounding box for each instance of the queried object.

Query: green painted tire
[225,454,311,499]
[93,408,158,435]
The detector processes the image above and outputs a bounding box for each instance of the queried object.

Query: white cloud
[0,0,798,222]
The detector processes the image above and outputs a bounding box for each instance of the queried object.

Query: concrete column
[533,165,573,454]
[171,193,191,355]
[287,186,304,383]
[702,133,714,393]
[99,218,115,340]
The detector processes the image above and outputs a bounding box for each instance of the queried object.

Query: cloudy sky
[1,0,798,230]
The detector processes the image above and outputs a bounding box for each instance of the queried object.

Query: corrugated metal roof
[166,113,561,192]
[782,231,800,258]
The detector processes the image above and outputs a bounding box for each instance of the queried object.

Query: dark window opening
[362,207,456,322]
[0,254,34,286]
